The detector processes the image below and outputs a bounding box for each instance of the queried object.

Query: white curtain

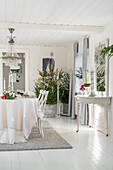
[72,38,89,125]
[80,37,89,125]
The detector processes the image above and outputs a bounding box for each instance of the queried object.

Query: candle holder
[57,72,60,118]
[89,71,96,97]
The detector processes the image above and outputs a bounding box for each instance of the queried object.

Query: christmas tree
[34,68,70,105]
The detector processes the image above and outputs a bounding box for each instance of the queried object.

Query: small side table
[75,96,112,136]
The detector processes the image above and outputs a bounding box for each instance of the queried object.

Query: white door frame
[0,48,30,95]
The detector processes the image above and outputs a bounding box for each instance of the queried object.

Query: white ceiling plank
[0,0,113,46]
[0,0,6,21]
[5,0,17,22]
[1,0,113,25]
[10,0,25,23]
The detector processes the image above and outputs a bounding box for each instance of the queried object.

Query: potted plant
[34,68,71,117]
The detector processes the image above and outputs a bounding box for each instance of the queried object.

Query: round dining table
[0,98,39,144]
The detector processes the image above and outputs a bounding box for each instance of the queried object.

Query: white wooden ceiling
[0,0,113,46]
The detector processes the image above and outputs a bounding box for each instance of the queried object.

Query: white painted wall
[88,21,113,135]
[66,43,74,71]
[0,45,67,93]
[29,45,67,90]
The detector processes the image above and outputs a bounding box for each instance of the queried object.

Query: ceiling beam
[0,21,104,33]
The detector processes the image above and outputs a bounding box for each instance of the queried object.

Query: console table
[75,96,112,136]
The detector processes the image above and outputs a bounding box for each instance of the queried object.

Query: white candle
[57,72,59,80]
[8,73,11,92]
[3,78,6,91]
[11,76,13,92]
[9,73,10,84]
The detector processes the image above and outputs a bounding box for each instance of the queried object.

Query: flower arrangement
[1,93,16,99]
[83,69,91,87]
[80,85,85,92]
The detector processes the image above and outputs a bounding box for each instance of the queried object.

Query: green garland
[2,93,16,99]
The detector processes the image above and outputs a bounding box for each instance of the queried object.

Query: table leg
[105,105,109,136]
[92,104,94,127]
[88,104,93,128]
[76,102,80,132]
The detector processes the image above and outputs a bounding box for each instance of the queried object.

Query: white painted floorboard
[0,117,113,170]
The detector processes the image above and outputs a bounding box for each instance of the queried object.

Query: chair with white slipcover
[36,90,49,137]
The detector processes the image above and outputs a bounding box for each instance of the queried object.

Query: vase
[80,91,85,96]
[98,91,105,97]
[85,87,90,95]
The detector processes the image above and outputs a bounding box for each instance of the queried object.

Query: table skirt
[0,98,39,144]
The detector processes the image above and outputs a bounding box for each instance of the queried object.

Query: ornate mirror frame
[94,38,109,96]
[0,48,30,95]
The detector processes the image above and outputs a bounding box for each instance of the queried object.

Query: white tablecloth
[0,98,39,144]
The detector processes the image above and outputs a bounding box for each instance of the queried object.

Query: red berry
[2,95,6,99]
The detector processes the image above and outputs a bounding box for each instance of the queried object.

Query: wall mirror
[3,53,25,92]
[94,39,109,95]
[59,71,72,116]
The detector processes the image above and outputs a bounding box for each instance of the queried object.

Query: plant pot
[98,91,105,97]
[43,104,57,118]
